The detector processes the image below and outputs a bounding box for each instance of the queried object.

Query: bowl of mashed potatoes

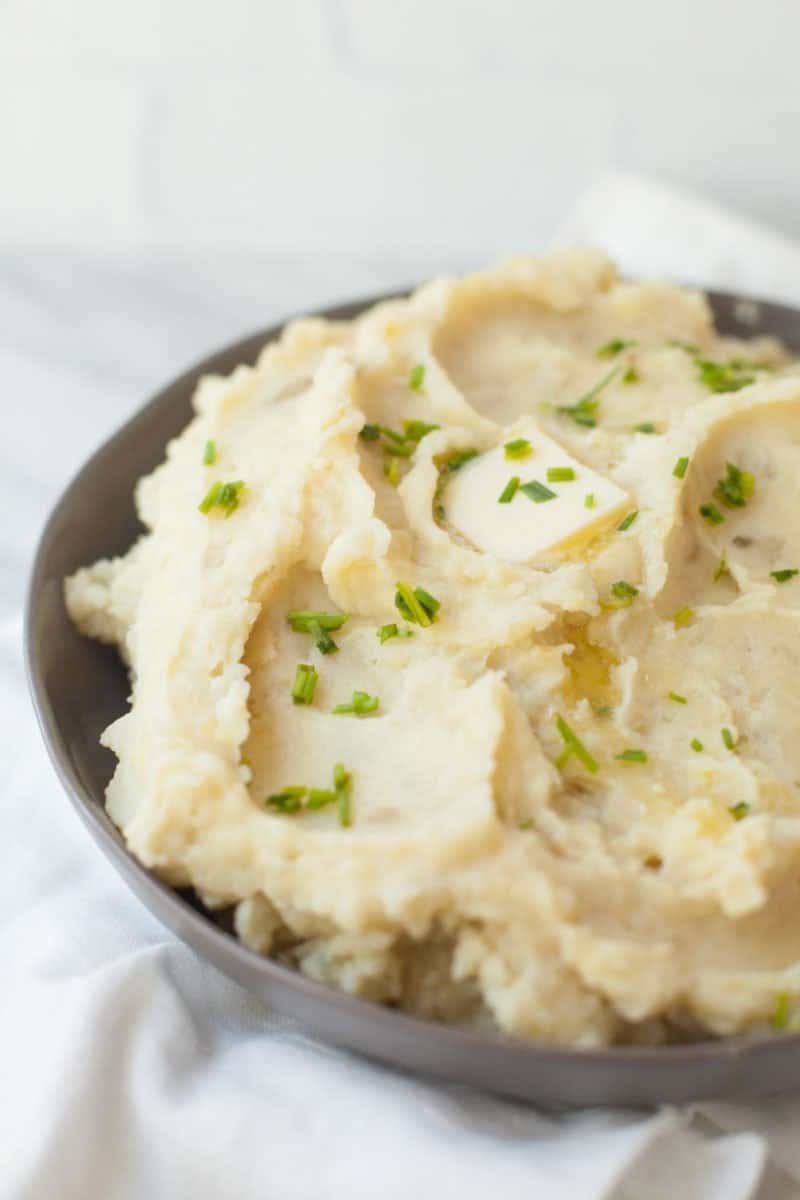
[27,250,800,1104]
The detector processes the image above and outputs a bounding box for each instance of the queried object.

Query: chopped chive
[592,702,614,717]
[409,363,426,390]
[729,802,750,821]
[554,715,598,774]
[395,581,439,626]
[633,420,655,432]
[309,620,336,654]
[333,690,380,716]
[772,992,791,1032]
[519,819,534,830]
[669,339,699,354]
[699,502,724,526]
[610,580,639,606]
[402,419,437,442]
[616,748,648,764]
[377,622,413,643]
[722,727,737,752]
[691,738,704,752]
[199,479,246,517]
[384,456,401,486]
[715,461,755,509]
[288,611,349,632]
[288,609,349,656]
[584,493,596,509]
[546,466,576,483]
[617,510,639,532]
[771,569,799,583]
[498,476,520,504]
[672,606,694,628]
[624,367,641,385]
[307,788,337,810]
[334,762,352,828]
[557,365,621,427]
[265,787,307,814]
[359,423,381,441]
[438,448,479,473]
[714,556,728,582]
[291,663,318,706]
[596,338,635,359]
[672,456,689,479]
[504,438,532,460]
[203,439,217,465]
[520,479,557,503]
[668,691,688,704]
[697,358,757,394]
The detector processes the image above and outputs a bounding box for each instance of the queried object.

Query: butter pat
[444,426,630,564]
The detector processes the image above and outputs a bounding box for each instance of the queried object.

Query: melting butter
[444,425,629,564]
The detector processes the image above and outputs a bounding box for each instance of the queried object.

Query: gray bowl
[25,287,800,1108]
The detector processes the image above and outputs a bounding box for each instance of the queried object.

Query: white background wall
[4,0,800,259]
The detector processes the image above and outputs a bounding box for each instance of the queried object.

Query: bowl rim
[24,282,800,1093]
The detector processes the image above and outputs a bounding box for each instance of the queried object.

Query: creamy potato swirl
[67,251,800,1045]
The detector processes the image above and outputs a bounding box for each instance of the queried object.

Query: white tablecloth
[5,177,800,1200]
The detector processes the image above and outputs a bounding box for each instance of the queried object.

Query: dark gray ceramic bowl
[25,287,800,1108]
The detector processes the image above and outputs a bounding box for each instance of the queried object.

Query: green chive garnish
[359,423,381,441]
[409,363,426,390]
[668,691,687,704]
[395,582,439,626]
[333,690,379,716]
[307,788,337,811]
[616,749,648,764]
[691,738,704,752]
[609,580,638,607]
[672,606,694,628]
[624,367,641,385]
[203,439,217,465]
[520,479,557,503]
[715,462,754,509]
[439,448,479,473]
[334,762,352,827]
[265,787,307,814]
[198,479,246,517]
[722,727,737,751]
[384,456,401,486]
[596,338,635,359]
[584,493,595,509]
[697,358,758,394]
[633,420,655,432]
[554,715,598,774]
[699,502,724,526]
[291,664,318,706]
[729,802,750,821]
[498,476,520,504]
[264,763,353,825]
[556,365,621,427]
[288,610,349,655]
[714,556,728,582]
[771,569,799,583]
[504,438,532,460]
[617,510,639,532]
[673,456,689,479]
[377,622,413,643]
[772,992,791,1032]
[546,466,576,483]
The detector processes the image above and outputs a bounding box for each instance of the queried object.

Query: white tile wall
[3,0,800,255]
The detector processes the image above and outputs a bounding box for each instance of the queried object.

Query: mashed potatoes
[66,250,800,1046]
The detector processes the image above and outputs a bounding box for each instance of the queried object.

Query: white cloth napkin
[5,177,800,1200]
